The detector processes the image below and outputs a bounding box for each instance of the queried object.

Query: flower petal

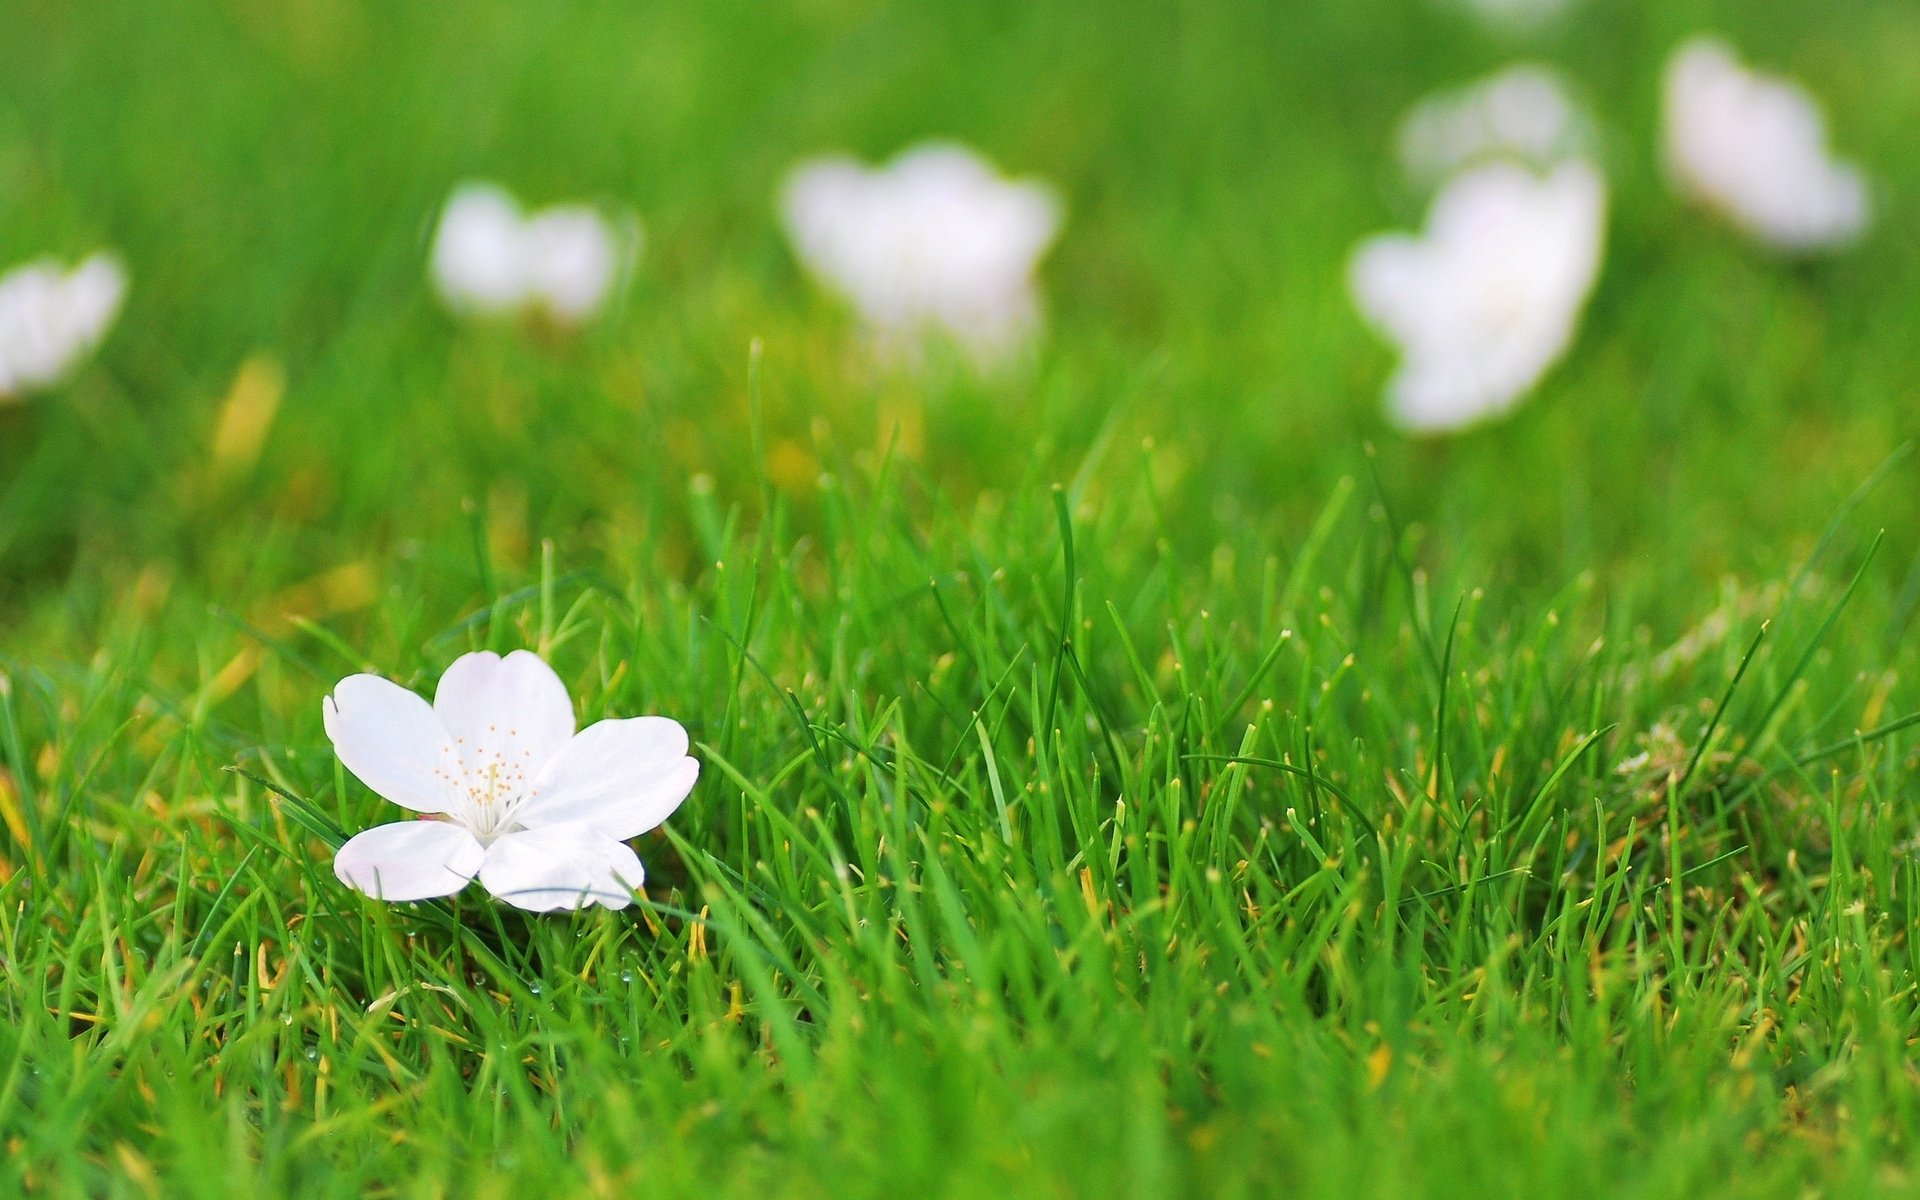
[431,182,528,313]
[334,820,484,902]
[478,823,644,912]
[521,206,624,322]
[323,674,456,814]
[433,650,577,778]
[518,716,698,840]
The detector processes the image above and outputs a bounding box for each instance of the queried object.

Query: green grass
[4,0,1920,1195]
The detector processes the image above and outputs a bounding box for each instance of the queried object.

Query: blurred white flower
[1397,64,1591,187]
[0,253,127,400]
[1455,0,1575,31]
[1663,38,1868,252]
[1350,160,1607,433]
[429,182,638,324]
[780,142,1061,364]
[326,650,697,912]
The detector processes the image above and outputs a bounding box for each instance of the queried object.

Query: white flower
[1350,160,1607,434]
[1663,37,1869,252]
[429,182,638,324]
[780,142,1061,364]
[1455,0,1575,31]
[1397,65,1591,187]
[325,650,697,912]
[0,253,127,400]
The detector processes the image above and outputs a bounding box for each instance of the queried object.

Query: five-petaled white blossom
[430,182,639,324]
[1397,64,1592,188]
[1663,38,1869,253]
[325,650,697,912]
[1349,160,1607,434]
[0,253,127,400]
[780,142,1061,365]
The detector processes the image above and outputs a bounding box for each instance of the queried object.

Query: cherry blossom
[1350,161,1607,433]
[327,650,696,912]
[1663,38,1869,252]
[0,254,127,399]
[430,182,638,324]
[781,142,1061,364]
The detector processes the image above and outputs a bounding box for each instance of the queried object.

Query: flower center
[436,725,543,844]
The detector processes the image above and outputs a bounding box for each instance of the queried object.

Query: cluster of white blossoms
[5,39,1873,451]
[326,650,697,912]
[0,253,127,401]
[429,182,640,326]
[426,146,1062,363]
[1662,38,1869,253]
[780,143,1063,365]
[1350,35,1867,435]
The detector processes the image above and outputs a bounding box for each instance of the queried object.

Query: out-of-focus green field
[3,1,1919,1195]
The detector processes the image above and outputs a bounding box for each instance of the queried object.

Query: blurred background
[2,0,1916,631]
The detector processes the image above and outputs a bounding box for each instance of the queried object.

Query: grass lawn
[4,0,1920,1195]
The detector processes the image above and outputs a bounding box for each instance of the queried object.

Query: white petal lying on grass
[430,182,638,324]
[1350,160,1607,434]
[780,142,1061,365]
[334,820,486,902]
[522,716,700,840]
[0,253,127,400]
[1663,37,1869,252]
[322,673,455,814]
[476,823,646,914]
[324,649,697,912]
[1397,64,1591,187]
[519,207,629,323]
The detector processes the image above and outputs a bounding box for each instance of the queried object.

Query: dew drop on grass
[620,970,633,983]
[528,982,542,995]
